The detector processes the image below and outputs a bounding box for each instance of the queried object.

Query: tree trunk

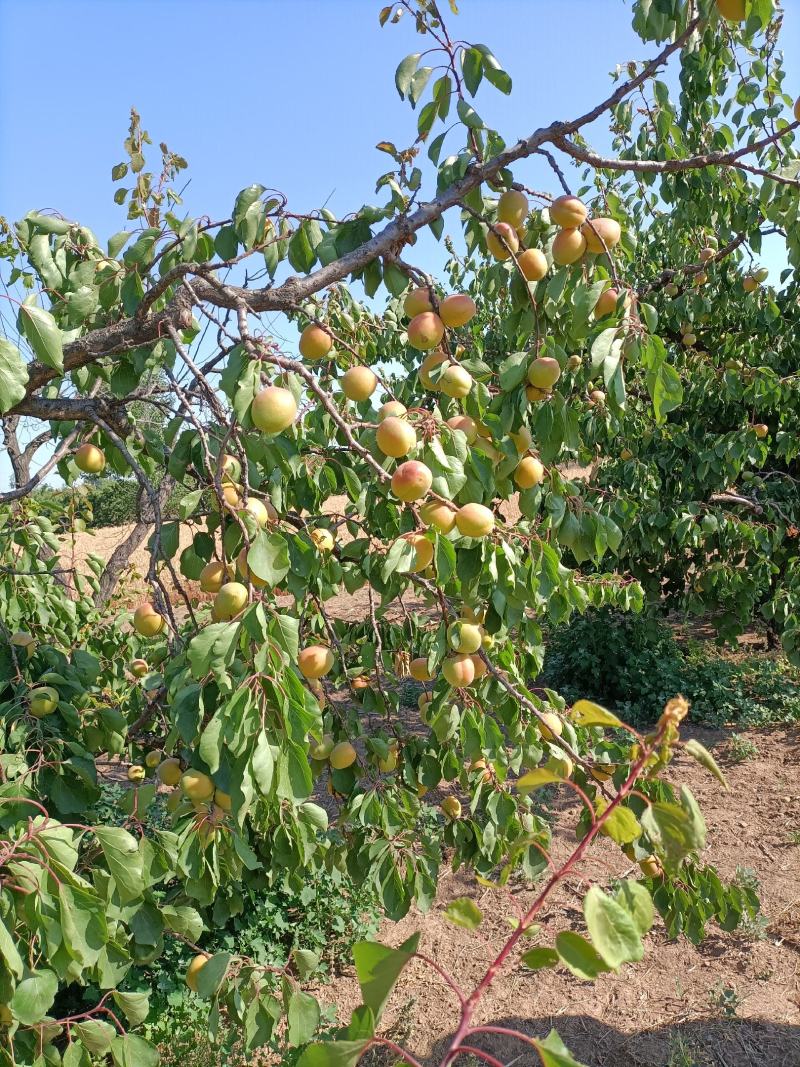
[93,475,176,606]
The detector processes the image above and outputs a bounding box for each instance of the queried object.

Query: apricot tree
[0,0,796,1064]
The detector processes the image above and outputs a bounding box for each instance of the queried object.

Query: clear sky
[1,0,798,489]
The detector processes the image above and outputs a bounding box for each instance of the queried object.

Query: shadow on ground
[411,1013,800,1066]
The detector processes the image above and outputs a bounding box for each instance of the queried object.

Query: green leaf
[570,699,623,728]
[248,532,291,586]
[161,905,204,943]
[10,969,58,1024]
[194,951,231,998]
[555,931,609,980]
[596,800,641,846]
[0,915,24,978]
[521,946,559,970]
[74,1020,117,1055]
[475,44,512,94]
[293,948,322,980]
[683,739,728,789]
[395,53,420,98]
[462,47,483,96]
[0,339,29,413]
[112,990,151,1026]
[614,880,654,937]
[517,767,567,792]
[251,730,274,795]
[531,1029,588,1067]
[110,1034,159,1067]
[640,787,706,872]
[287,989,320,1046]
[93,826,144,904]
[352,933,420,1021]
[18,303,63,371]
[296,1041,369,1067]
[498,350,528,391]
[444,897,483,930]
[583,885,644,969]
[457,98,483,128]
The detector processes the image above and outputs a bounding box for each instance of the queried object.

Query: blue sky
[1,0,798,489]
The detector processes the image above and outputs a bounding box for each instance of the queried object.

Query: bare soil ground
[311,726,800,1067]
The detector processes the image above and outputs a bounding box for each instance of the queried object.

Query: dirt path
[313,727,800,1067]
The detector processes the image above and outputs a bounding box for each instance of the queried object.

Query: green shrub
[542,609,800,727]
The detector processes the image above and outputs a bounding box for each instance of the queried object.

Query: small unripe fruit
[517,247,548,281]
[549,195,587,229]
[408,312,445,351]
[199,561,230,594]
[754,267,769,283]
[470,653,488,680]
[514,455,545,489]
[310,528,335,552]
[133,604,165,638]
[145,749,163,769]
[461,605,485,624]
[665,282,679,297]
[795,97,800,123]
[539,711,563,741]
[699,247,715,263]
[251,386,297,434]
[222,482,241,507]
[589,389,606,406]
[75,443,106,474]
[376,416,417,458]
[29,686,58,717]
[594,287,621,318]
[418,350,450,391]
[527,356,561,391]
[181,769,215,802]
[244,498,277,528]
[552,228,586,265]
[455,503,495,538]
[546,754,573,779]
[221,453,240,481]
[420,499,457,533]
[753,423,768,439]
[214,789,232,812]
[130,658,148,677]
[299,323,333,361]
[682,333,697,347]
[378,400,407,420]
[309,733,334,760]
[342,366,378,402]
[298,645,334,679]
[639,855,663,878]
[439,364,473,399]
[330,741,357,770]
[510,426,533,454]
[186,953,210,993]
[716,0,745,20]
[486,222,519,260]
[409,657,434,682]
[442,653,476,688]
[352,675,370,690]
[157,758,182,787]
[400,532,434,573]
[441,796,462,820]
[404,287,433,318]
[497,189,529,228]
[742,275,758,293]
[447,620,483,655]
[10,631,35,659]
[378,744,399,773]
[214,582,249,620]
[567,355,582,371]
[692,271,708,287]
[391,460,432,502]
[446,414,478,443]
[439,294,477,329]
[127,765,146,783]
[581,217,622,254]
